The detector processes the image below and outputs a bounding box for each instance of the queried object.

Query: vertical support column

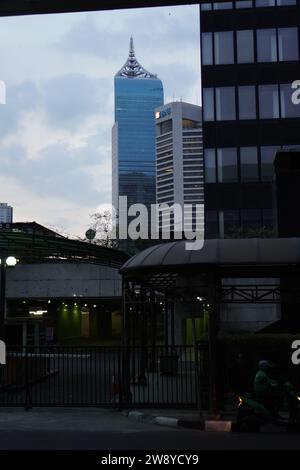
[121,278,131,406]
[0,260,6,341]
[207,274,220,417]
[138,287,148,384]
[150,290,157,371]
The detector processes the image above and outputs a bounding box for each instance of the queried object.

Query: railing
[0,344,209,410]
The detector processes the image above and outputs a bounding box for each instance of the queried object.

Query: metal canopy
[0,230,128,267]
[120,238,300,277]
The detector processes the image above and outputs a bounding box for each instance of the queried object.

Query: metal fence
[0,345,209,409]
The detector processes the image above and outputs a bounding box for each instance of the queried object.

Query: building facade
[0,203,13,224]
[155,101,204,232]
[200,0,300,238]
[112,37,164,215]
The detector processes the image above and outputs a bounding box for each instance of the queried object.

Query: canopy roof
[0,230,128,267]
[120,238,300,278]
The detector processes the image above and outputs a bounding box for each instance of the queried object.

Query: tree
[84,210,119,249]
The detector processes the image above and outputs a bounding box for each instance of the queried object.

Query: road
[0,407,300,451]
[0,428,300,450]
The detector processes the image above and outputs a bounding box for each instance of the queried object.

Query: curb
[124,410,232,431]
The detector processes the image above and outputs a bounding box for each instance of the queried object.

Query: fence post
[24,347,32,411]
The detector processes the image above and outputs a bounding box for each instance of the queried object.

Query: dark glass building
[112,37,164,213]
[200,0,300,238]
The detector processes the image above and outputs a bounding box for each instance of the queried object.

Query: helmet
[258,360,275,373]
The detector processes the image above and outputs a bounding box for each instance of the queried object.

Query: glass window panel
[278,28,299,61]
[238,86,256,119]
[216,87,236,120]
[257,29,277,62]
[219,210,240,238]
[203,88,215,121]
[206,210,218,238]
[201,3,212,10]
[217,148,238,182]
[259,85,280,119]
[240,147,259,181]
[256,0,275,6]
[213,2,233,8]
[241,210,261,232]
[262,209,274,231]
[237,30,254,63]
[236,1,253,7]
[214,31,234,64]
[202,33,213,65]
[280,83,300,118]
[277,0,296,5]
[261,146,278,181]
[205,149,216,182]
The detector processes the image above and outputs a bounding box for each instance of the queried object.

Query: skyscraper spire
[115,36,157,79]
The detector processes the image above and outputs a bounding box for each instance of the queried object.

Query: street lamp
[0,256,18,341]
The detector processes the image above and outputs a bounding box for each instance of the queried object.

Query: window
[202,33,213,65]
[237,30,254,63]
[241,210,261,232]
[203,88,215,121]
[259,85,279,119]
[256,0,275,6]
[280,84,300,118]
[213,2,233,9]
[262,209,274,231]
[219,210,240,238]
[278,28,299,61]
[217,148,238,182]
[240,147,259,181]
[205,149,216,182]
[277,0,296,5]
[214,31,234,64]
[201,3,212,10]
[216,87,236,120]
[238,86,256,120]
[236,1,253,7]
[257,29,277,62]
[206,210,218,238]
[261,146,278,181]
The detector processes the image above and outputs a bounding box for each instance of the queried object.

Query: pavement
[131,408,242,432]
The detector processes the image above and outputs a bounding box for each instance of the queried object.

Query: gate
[0,345,209,409]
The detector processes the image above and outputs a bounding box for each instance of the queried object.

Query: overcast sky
[0,5,200,237]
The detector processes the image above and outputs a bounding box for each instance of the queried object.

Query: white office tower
[0,203,13,223]
[155,102,204,236]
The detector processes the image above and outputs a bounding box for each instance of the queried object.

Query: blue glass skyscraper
[112,37,164,213]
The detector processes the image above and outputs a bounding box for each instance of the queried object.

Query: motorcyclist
[254,360,299,424]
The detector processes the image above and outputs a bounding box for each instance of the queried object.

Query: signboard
[155,107,171,119]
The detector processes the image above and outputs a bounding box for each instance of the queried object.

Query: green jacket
[254,370,279,399]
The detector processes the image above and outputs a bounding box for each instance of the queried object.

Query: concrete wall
[5,262,122,299]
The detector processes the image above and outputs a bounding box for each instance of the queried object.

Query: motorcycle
[235,390,300,433]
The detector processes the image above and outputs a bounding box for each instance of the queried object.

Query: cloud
[0,5,200,236]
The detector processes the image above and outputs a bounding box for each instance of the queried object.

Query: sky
[0,5,201,238]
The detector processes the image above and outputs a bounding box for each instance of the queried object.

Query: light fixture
[6,256,17,267]
[48,299,51,304]
[93,304,97,308]
[84,304,88,307]
[29,309,47,316]
[197,296,203,301]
